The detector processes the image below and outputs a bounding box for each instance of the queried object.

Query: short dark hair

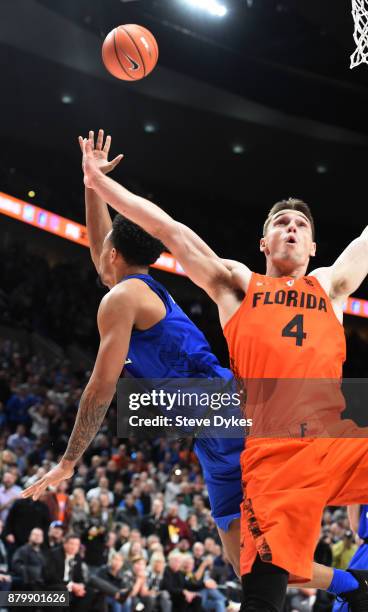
[110,215,165,266]
[64,534,80,543]
[263,198,315,239]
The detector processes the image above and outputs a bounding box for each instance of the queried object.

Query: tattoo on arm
[63,390,110,463]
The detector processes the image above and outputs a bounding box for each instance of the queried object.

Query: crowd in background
[0,237,368,612]
[0,338,365,612]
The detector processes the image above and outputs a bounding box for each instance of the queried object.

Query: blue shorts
[332,543,368,612]
[194,437,244,531]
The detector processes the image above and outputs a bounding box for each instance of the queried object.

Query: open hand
[22,461,75,501]
[79,129,123,182]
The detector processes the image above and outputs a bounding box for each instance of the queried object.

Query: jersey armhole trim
[222,271,254,335]
[308,274,344,329]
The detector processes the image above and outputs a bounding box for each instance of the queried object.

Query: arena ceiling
[0,0,367,268]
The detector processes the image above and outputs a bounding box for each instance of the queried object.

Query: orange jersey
[223,272,346,435]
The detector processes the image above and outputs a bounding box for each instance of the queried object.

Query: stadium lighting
[232,144,245,154]
[61,94,74,104]
[183,0,228,18]
[316,163,328,174]
[28,190,36,198]
[144,122,157,133]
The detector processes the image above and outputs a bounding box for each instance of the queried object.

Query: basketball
[102,24,158,81]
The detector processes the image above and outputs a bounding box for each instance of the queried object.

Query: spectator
[91,551,133,612]
[69,488,89,536]
[0,471,22,523]
[129,556,155,611]
[99,492,115,530]
[141,497,169,544]
[181,553,227,612]
[332,529,358,569]
[166,503,192,550]
[28,403,49,438]
[164,472,182,507]
[11,527,46,589]
[4,496,50,547]
[6,385,35,429]
[105,531,119,565]
[0,450,17,476]
[0,519,12,597]
[117,493,141,529]
[81,500,107,573]
[87,477,114,505]
[160,551,201,611]
[192,541,205,569]
[147,552,172,612]
[45,534,92,611]
[48,521,65,549]
[44,481,72,529]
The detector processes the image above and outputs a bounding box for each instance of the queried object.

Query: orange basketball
[102,24,158,81]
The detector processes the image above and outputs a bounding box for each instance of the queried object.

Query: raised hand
[78,129,123,178]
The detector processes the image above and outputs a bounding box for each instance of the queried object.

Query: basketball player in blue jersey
[22,130,244,574]
[333,505,368,612]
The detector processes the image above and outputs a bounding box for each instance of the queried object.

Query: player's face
[260,211,316,270]
[99,232,118,288]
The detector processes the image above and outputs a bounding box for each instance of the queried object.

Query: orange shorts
[240,424,368,583]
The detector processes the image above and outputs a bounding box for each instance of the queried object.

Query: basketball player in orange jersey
[81,136,368,611]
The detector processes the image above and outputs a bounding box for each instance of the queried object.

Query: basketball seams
[113,28,134,80]
[121,25,146,77]
[145,29,159,64]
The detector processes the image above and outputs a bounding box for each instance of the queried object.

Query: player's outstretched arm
[82,137,236,301]
[22,287,135,500]
[83,140,242,301]
[347,505,361,534]
[328,226,368,299]
[78,130,123,271]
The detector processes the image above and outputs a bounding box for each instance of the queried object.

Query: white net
[351,0,368,68]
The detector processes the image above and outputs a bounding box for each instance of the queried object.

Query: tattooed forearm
[63,388,111,464]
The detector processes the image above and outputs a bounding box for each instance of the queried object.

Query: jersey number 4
[282,314,306,347]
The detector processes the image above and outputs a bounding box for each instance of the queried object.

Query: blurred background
[0,1,367,610]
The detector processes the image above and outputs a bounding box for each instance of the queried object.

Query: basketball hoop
[351,0,368,68]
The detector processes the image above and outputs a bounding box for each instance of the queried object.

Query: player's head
[99,214,165,288]
[261,198,316,275]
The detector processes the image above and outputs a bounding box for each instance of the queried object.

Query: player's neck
[114,265,149,285]
[265,261,308,279]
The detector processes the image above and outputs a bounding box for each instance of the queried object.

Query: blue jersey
[358,505,368,539]
[123,274,232,382]
[120,274,244,530]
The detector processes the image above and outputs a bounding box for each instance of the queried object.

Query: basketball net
[351,0,368,68]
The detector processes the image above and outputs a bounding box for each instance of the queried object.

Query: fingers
[96,129,104,151]
[82,138,93,155]
[78,136,84,153]
[111,154,124,169]
[103,134,111,154]
[22,477,48,501]
[89,130,95,149]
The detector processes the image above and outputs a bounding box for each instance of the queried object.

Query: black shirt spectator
[11,527,46,588]
[160,553,202,611]
[4,497,50,547]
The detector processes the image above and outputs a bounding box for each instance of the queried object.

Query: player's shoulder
[220,259,252,292]
[99,283,138,317]
[308,267,333,296]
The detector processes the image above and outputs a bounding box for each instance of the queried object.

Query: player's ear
[310,241,316,257]
[110,247,118,263]
[260,237,266,253]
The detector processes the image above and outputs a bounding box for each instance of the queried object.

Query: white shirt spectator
[0,483,22,522]
[29,405,49,437]
[164,481,181,506]
[86,487,114,505]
